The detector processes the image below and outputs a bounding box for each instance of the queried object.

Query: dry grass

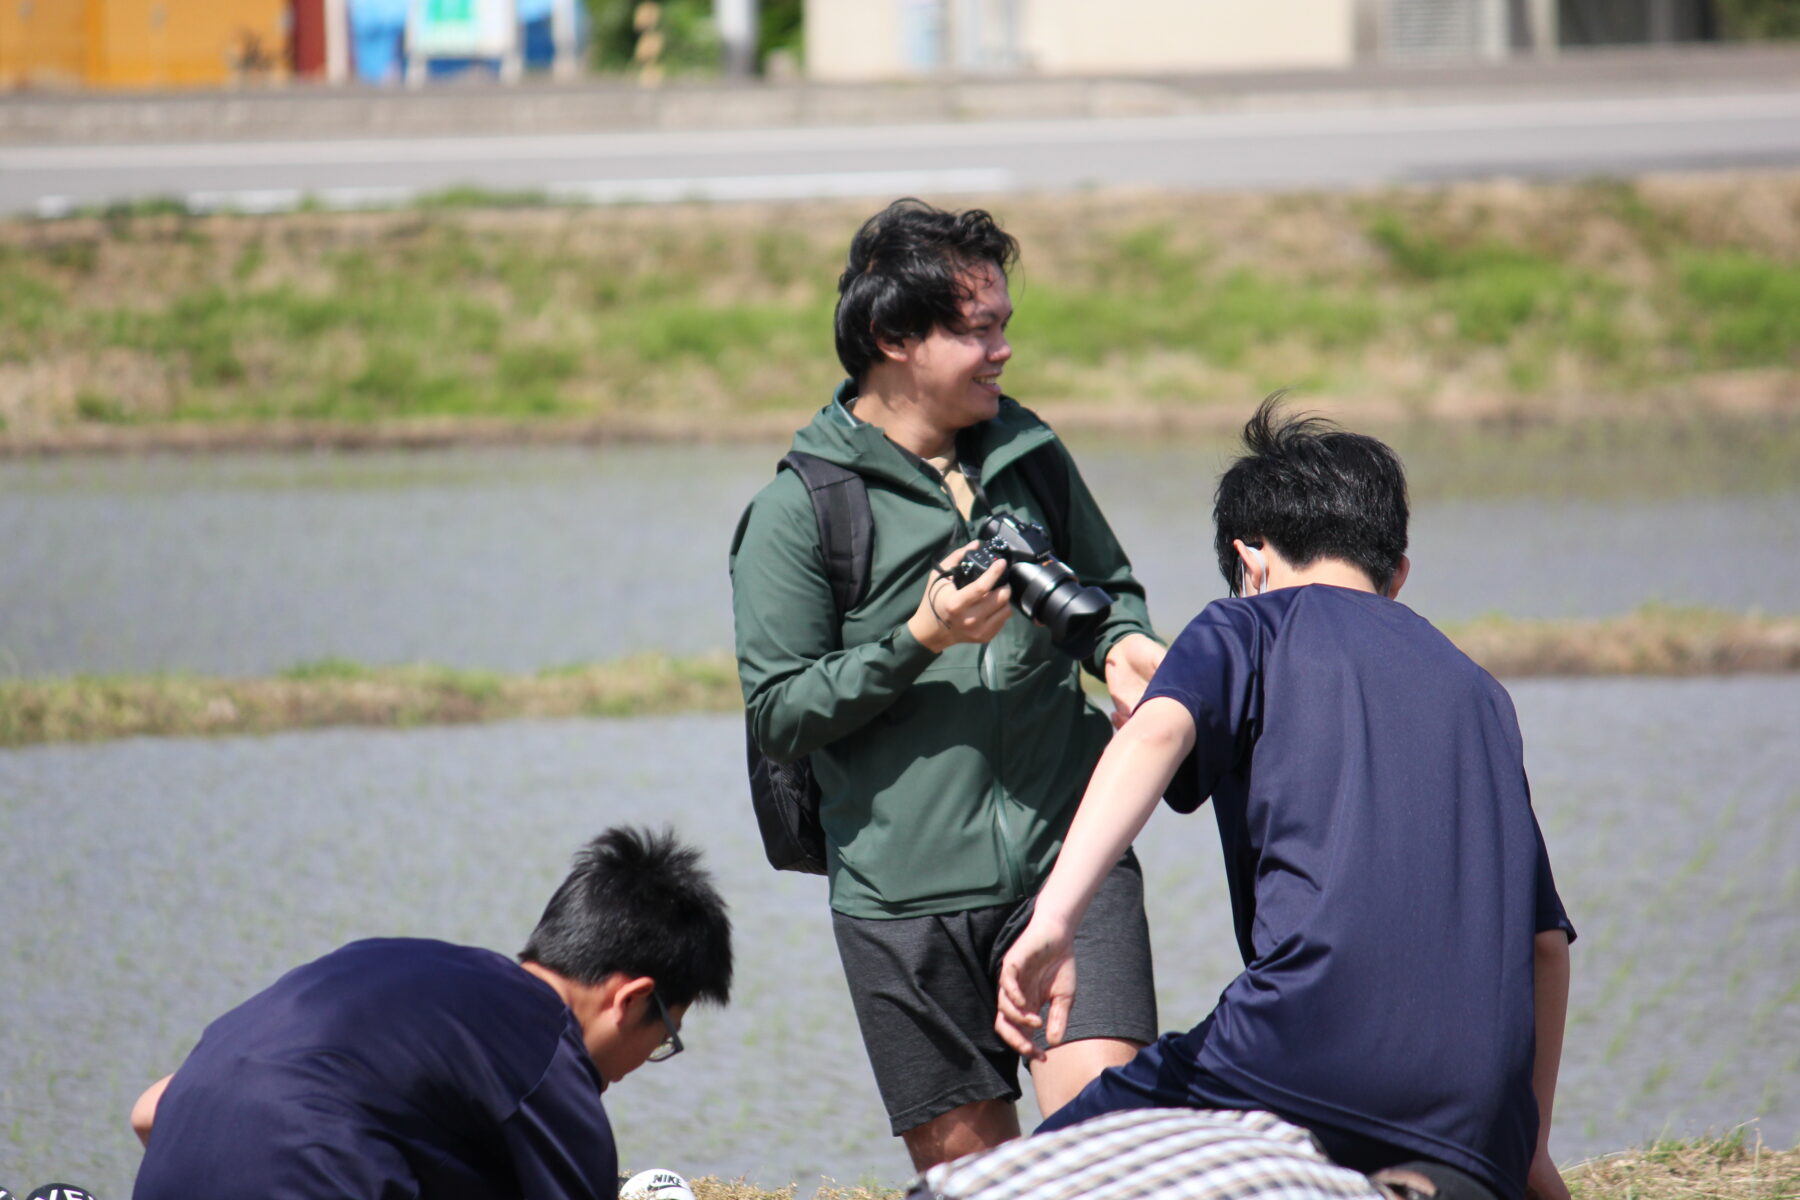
[1447,608,1800,677]
[2,611,1796,747]
[690,1184,895,1200]
[1567,1130,1800,1200]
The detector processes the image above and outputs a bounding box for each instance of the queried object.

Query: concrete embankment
[5,44,1800,145]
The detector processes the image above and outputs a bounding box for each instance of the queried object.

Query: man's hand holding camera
[908,541,1012,654]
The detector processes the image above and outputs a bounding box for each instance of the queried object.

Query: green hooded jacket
[730,385,1157,918]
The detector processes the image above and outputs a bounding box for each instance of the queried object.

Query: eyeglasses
[647,991,684,1063]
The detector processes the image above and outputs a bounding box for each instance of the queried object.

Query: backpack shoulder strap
[1011,440,1073,561]
[779,451,873,624]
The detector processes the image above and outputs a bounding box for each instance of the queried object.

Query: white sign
[408,0,517,57]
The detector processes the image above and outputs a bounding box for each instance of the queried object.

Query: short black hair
[1214,395,1409,596]
[834,198,1020,383]
[520,826,732,1010]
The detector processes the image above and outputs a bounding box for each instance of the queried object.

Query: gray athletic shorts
[831,851,1158,1136]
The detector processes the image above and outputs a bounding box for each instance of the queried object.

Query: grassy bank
[1,173,1796,450]
[0,652,744,748]
[3,609,1794,747]
[669,1133,1799,1200]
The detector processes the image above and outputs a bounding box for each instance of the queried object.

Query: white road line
[34,167,1014,217]
[542,167,1011,203]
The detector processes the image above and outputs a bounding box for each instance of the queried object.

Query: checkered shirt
[911,1109,1388,1200]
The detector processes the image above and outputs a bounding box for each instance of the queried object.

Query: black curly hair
[520,826,733,1010]
[1213,395,1410,597]
[833,198,1020,383]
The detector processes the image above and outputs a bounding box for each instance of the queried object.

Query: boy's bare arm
[1526,931,1572,1200]
[995,697,1194,1056]
[131,1074,172,1147]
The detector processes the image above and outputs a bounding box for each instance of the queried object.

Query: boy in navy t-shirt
[130,827,733,1200]
[996,400,1575,1200]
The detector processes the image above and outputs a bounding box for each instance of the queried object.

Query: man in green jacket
[731,199,1167,1171]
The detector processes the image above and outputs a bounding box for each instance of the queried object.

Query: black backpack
[741,444,1072,874]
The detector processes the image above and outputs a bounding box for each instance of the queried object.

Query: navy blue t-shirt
[1139,586,1574,1198]
[134,938,618,1200]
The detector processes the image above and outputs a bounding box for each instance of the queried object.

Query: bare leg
[901,1099,1022,1171]
[1027,1036,1141,1121]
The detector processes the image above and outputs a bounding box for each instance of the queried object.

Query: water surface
[2,676,1795,1195]
[2,442,1795,678]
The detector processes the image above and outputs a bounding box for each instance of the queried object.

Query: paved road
[5,86,1799,214]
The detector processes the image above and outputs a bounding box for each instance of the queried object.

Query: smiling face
[895,264,1013,437]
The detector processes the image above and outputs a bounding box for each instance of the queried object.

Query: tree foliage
[581,0,802,73]
[1714,0,1800,39]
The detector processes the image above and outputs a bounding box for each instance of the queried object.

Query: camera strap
[958,439,1073,562]
[956,458,992,513]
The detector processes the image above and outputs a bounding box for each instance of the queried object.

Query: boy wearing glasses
[129,827,732,1200]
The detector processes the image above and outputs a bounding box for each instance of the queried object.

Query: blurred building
[0,0,286,88]
[804,0,1721,80]
[0,0,584,89]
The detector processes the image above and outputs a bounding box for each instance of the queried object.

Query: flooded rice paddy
[1,439,1797,678]
[1,434,1797,1195]
[1,685,1796,1195]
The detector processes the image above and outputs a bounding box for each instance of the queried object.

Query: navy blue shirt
[1141,586,1574,1198]
[134,938,618,1200]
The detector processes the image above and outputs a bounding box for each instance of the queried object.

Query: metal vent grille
[1382,0,1505,58]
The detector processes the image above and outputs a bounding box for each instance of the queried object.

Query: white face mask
[1240,544,1267,597]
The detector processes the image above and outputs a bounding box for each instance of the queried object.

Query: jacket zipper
[928,453,1025,898]
[971,471,1022,896]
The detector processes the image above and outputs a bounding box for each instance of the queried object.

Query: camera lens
[958,514,1112,656]
[1010,560,1074,622]
[1011,560,1112,659]
[1036,581,1112,660]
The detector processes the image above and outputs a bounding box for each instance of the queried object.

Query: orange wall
[81,0,286,88]
[0,0,88,87]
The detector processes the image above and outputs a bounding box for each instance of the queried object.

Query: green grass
[92,195,193,221]
[1013,270,1380,375]
[3,176,1797,433]
[0,653,748,746]
[0,256,65,337]
[278,657,374,681]
[1677,251,1800,366]
[74,390,132,423]
[414,184,558,210]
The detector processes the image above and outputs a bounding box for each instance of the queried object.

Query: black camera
[952,513,1113,659]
